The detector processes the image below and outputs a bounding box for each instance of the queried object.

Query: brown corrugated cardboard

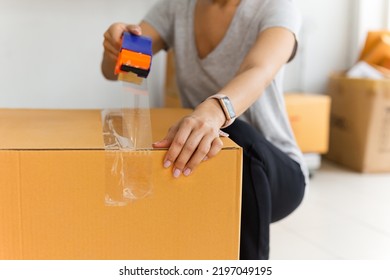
[285,93,331,154]
[361,34,390,67]
[359,30,390,61]
[326,74,390,172]
[0,108,242,260]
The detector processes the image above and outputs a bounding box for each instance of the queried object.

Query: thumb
[153,123,179,148]
[126,24,142,35]
[152,138,172,148]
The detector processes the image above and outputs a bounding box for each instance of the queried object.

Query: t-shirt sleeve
[258,0,302,37]
[258,0,302,61]
[143,0,175,49]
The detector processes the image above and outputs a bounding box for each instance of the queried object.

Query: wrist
[206,94,236,128]
[195,99,226,128]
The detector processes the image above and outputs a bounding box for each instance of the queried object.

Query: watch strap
[207,94,236,128]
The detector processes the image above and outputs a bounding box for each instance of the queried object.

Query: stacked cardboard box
[359,30,390,69]
[326,31,390,172]
[284,93,331,154]
[326,74,390,172]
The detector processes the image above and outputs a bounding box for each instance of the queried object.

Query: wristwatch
[207,93,236,128]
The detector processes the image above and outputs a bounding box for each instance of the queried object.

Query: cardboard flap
[0,108,239,150]
[0,109,104,150]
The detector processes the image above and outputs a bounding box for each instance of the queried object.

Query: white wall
[0,0,388,108]
[0,0,164,109]
[284,0,390,93]
[352,0,390,54]
[284,0,355,93]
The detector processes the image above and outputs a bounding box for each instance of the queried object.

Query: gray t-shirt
[144,0,309,184]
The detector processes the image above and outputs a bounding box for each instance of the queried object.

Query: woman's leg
[223,119,306,260]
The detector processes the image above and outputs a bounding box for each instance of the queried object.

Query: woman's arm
[153,27,296,178]
[101,21,166,80]
[215,27,296,116]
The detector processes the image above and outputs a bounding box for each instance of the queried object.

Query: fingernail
[202,156,209,162]
[173,168,181,178]
[164,160,172,168]
[219,130,229,137]
[183,168,192,177]
[153,139,166,145]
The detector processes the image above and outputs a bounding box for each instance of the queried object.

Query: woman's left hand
[152,100,225,178]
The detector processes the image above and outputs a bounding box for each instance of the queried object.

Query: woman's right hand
[101,23,143,79]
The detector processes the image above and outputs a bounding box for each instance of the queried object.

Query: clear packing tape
[102,78,153,206]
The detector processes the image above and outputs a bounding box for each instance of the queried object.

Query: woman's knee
[271,164,306,222]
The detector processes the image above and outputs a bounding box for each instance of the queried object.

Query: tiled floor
[270,160,390,260]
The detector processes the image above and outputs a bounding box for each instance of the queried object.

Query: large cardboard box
[0,108,242,260]
[326,74,390,172]
[284,94,331,154]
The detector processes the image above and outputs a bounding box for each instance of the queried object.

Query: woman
[102,0,308,260]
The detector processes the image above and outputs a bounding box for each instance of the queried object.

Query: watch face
[221,97,236,119]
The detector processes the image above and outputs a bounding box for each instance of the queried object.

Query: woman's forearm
[213,27,296,118]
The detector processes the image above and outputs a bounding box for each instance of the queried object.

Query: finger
[152,124,180,169]
[181,135,216,177]
[104,51,119,62]
[106,24,127,49]
[104,34,121,55]
[103,39,120,57]
[126,24,142,35]
[164,121,194,175]
[152,138,171,149]
[152,123,179,149]
[172,130,205,177]
[205,137,223,159]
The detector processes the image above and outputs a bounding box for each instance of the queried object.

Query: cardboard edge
[235,147,243,258]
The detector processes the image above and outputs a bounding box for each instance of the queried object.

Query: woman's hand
[101,23,142,80]
[153,100,226,178]
[103,23,142,60]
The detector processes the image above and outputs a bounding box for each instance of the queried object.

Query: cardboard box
[0,108,242,260]
[359,31,390,63]
[326,74,390,172]
[284,93,331,154]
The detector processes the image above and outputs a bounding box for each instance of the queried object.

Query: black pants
[223,119,306,260]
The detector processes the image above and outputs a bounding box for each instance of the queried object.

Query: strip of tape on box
[102,80,153,206]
